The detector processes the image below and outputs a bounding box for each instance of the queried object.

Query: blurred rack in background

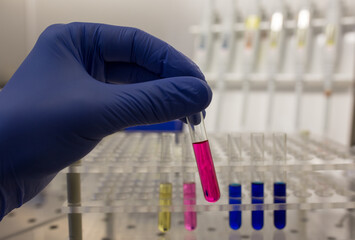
[191,0,355,146]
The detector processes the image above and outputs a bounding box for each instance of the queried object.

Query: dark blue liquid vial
[274,182,286,229]
[229,183,242,230]
[251,182,264,230]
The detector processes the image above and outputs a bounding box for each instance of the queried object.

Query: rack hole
[49,225,58,230]
[126,225,136,229]
[8,212,15,217]
[35,203,43,209]
[207,227,216,232]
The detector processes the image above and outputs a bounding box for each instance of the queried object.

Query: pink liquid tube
[183,182,197,231]
[186,112,220,203]
[192,140,220,202]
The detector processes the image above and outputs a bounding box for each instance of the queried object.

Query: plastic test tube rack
[64,132,355,239]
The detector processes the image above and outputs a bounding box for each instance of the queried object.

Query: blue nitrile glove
[0,22,212,219]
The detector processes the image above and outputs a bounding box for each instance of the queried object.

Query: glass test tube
[251,133,264,230]
[195,0,214,72]
[161,133,174,162]
[273,133,287,229]
[266,9,285,130]
[295,6,311,131]
[158,134,173,232]
[323,0,341,136]
[244,0,261,51]
[228,134,243,230]
[187,112,220,202]
[158,174,172,232]
[296,9,311,48]
[241,9,261,128]
[269,11,284,48]
[182,134,197,231]
[245,14,260,49]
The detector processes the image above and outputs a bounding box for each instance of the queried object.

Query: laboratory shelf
[189,16,355,34]
[62,132,355,214]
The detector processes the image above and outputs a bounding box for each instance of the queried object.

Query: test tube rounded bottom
[251,182,264,230]
[158,183,172,232]
[192,140,220,202]
[183,182,197,231]
[274,182,286,229]
[158,212,171,232]
[229,183,242,230]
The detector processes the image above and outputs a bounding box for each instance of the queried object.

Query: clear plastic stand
[63,132,355,215]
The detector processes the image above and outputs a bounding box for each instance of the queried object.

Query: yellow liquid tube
[245,15,260,30]
[158,183,172,232]
[244,15,261,49]
[325,24,336,46]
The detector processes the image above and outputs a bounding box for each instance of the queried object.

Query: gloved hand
[0,22,212,219]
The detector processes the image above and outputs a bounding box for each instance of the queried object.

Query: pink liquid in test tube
[192,140,220,202]
[183,182,197,231]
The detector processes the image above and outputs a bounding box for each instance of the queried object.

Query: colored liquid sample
[183,182,197,231]
[192,140,220,202]
[158,183,172,232]
[274,182,286,229]
[251,182,264,230]
[229,183,242,230]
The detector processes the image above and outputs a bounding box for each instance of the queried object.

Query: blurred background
[2,0,355,144]
[0,0,204,85]
[2,1,355,240]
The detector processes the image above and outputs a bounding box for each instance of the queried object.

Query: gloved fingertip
[186,113,202,125]
[191,60,205,81]
[191,78,213,109]
[182,110,207,126]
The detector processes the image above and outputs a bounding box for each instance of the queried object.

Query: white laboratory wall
[0,0,27,83]
[0,0,355,145]
[2,0,352,81]
[0,0,205,84]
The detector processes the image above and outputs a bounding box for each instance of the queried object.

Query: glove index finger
[105,76,212,131]
[98,24,205,80]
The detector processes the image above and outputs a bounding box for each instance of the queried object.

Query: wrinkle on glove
[0,22,212,220]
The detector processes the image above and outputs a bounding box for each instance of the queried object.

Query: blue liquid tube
[228,134,243,230]
[272,132,287,229]
[250,133,264,230]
